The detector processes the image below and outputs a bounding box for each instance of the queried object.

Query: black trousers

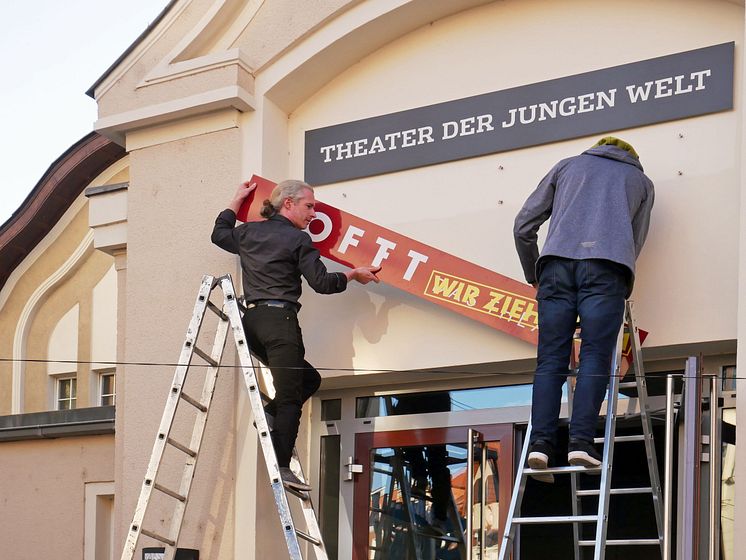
[242,305,321,467]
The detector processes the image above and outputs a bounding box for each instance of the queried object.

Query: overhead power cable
[0,357,740,380]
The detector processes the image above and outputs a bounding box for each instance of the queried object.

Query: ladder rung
[193,346,218,367]
[295,529,321,546]
[179,391,207,412]
[512,515,598,524]
[206,300,227,320]
[594,434,645,444]
[579,538,661,546]
[167,437,197,457]
[524,465,602,475]
[577,486,653,496]
[618,382,638,389]
[140,528,176,546]
[153,482,187,502]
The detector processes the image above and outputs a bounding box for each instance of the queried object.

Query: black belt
[247,299,299,312]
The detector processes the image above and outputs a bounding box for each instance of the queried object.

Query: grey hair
[260,180,313,218]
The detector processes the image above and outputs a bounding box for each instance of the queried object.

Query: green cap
[591,136,639,159]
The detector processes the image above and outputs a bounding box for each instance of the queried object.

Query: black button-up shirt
[211,209,347,306]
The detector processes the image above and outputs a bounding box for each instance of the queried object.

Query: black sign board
[304,42,733,184]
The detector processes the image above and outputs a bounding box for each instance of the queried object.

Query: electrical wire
[0,357,741,380]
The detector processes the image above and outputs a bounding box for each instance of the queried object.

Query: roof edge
[0,132,126,292]
[86,0,178,99]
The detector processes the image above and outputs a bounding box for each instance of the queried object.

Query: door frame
[352,423,514,560]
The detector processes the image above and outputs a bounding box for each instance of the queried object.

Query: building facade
[1,1,744,558]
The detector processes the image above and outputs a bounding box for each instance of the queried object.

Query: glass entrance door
[353,425,513,560]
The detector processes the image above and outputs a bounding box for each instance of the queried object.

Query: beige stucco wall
[94,0,362,120]
[24,247,113,412]
[0,156,128,416]
[0,205,99,413]
[0,434,114,560]
[115,124,243,558]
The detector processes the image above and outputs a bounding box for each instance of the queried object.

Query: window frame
[56,375,77,410]
[98,370,116,406]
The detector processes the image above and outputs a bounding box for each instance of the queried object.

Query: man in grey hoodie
[514,137,654,482]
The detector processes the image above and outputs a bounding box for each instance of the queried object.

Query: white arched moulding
[11,231,94,414]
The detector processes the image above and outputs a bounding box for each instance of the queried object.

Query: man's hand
[346,266,382,285]
[228,181,257,214]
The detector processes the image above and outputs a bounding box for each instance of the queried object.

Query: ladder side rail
[163,309,231,560]
[220,277,304,559]
[567,370,581,560]
[120,276,215,560]
[289,449,330,560]
[570,471,581,560]
[626,301,665,552]
[592,325,624,560]
[498,422,532,560]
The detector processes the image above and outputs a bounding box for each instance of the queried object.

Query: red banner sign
[238,175,539,345]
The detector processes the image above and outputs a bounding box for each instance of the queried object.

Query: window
[355,385,538,418]
[57,376,77,410]
[722,365,736,392]
[99,372,116,406]
[321,398,341,421]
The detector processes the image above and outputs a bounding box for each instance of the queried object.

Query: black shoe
[568,439,602,467]
[527,440,554,483]
[279,467,312,492]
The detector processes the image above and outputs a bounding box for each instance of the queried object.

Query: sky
[0,0,171,225]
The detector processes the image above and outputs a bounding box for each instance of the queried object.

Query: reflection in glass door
[466,430,501,560]
[353,425,512,560]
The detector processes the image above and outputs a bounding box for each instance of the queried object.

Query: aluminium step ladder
[498,301,664,560]
[120,274,328,560]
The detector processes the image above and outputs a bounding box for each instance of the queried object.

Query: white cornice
[139,48,254,87]
[94,85,256,145]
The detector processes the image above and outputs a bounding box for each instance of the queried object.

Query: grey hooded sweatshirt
[513,144,654,294]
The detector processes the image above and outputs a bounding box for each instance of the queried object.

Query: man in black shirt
[212,180,380,491]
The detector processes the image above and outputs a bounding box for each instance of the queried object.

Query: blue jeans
[530,258,628,446]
